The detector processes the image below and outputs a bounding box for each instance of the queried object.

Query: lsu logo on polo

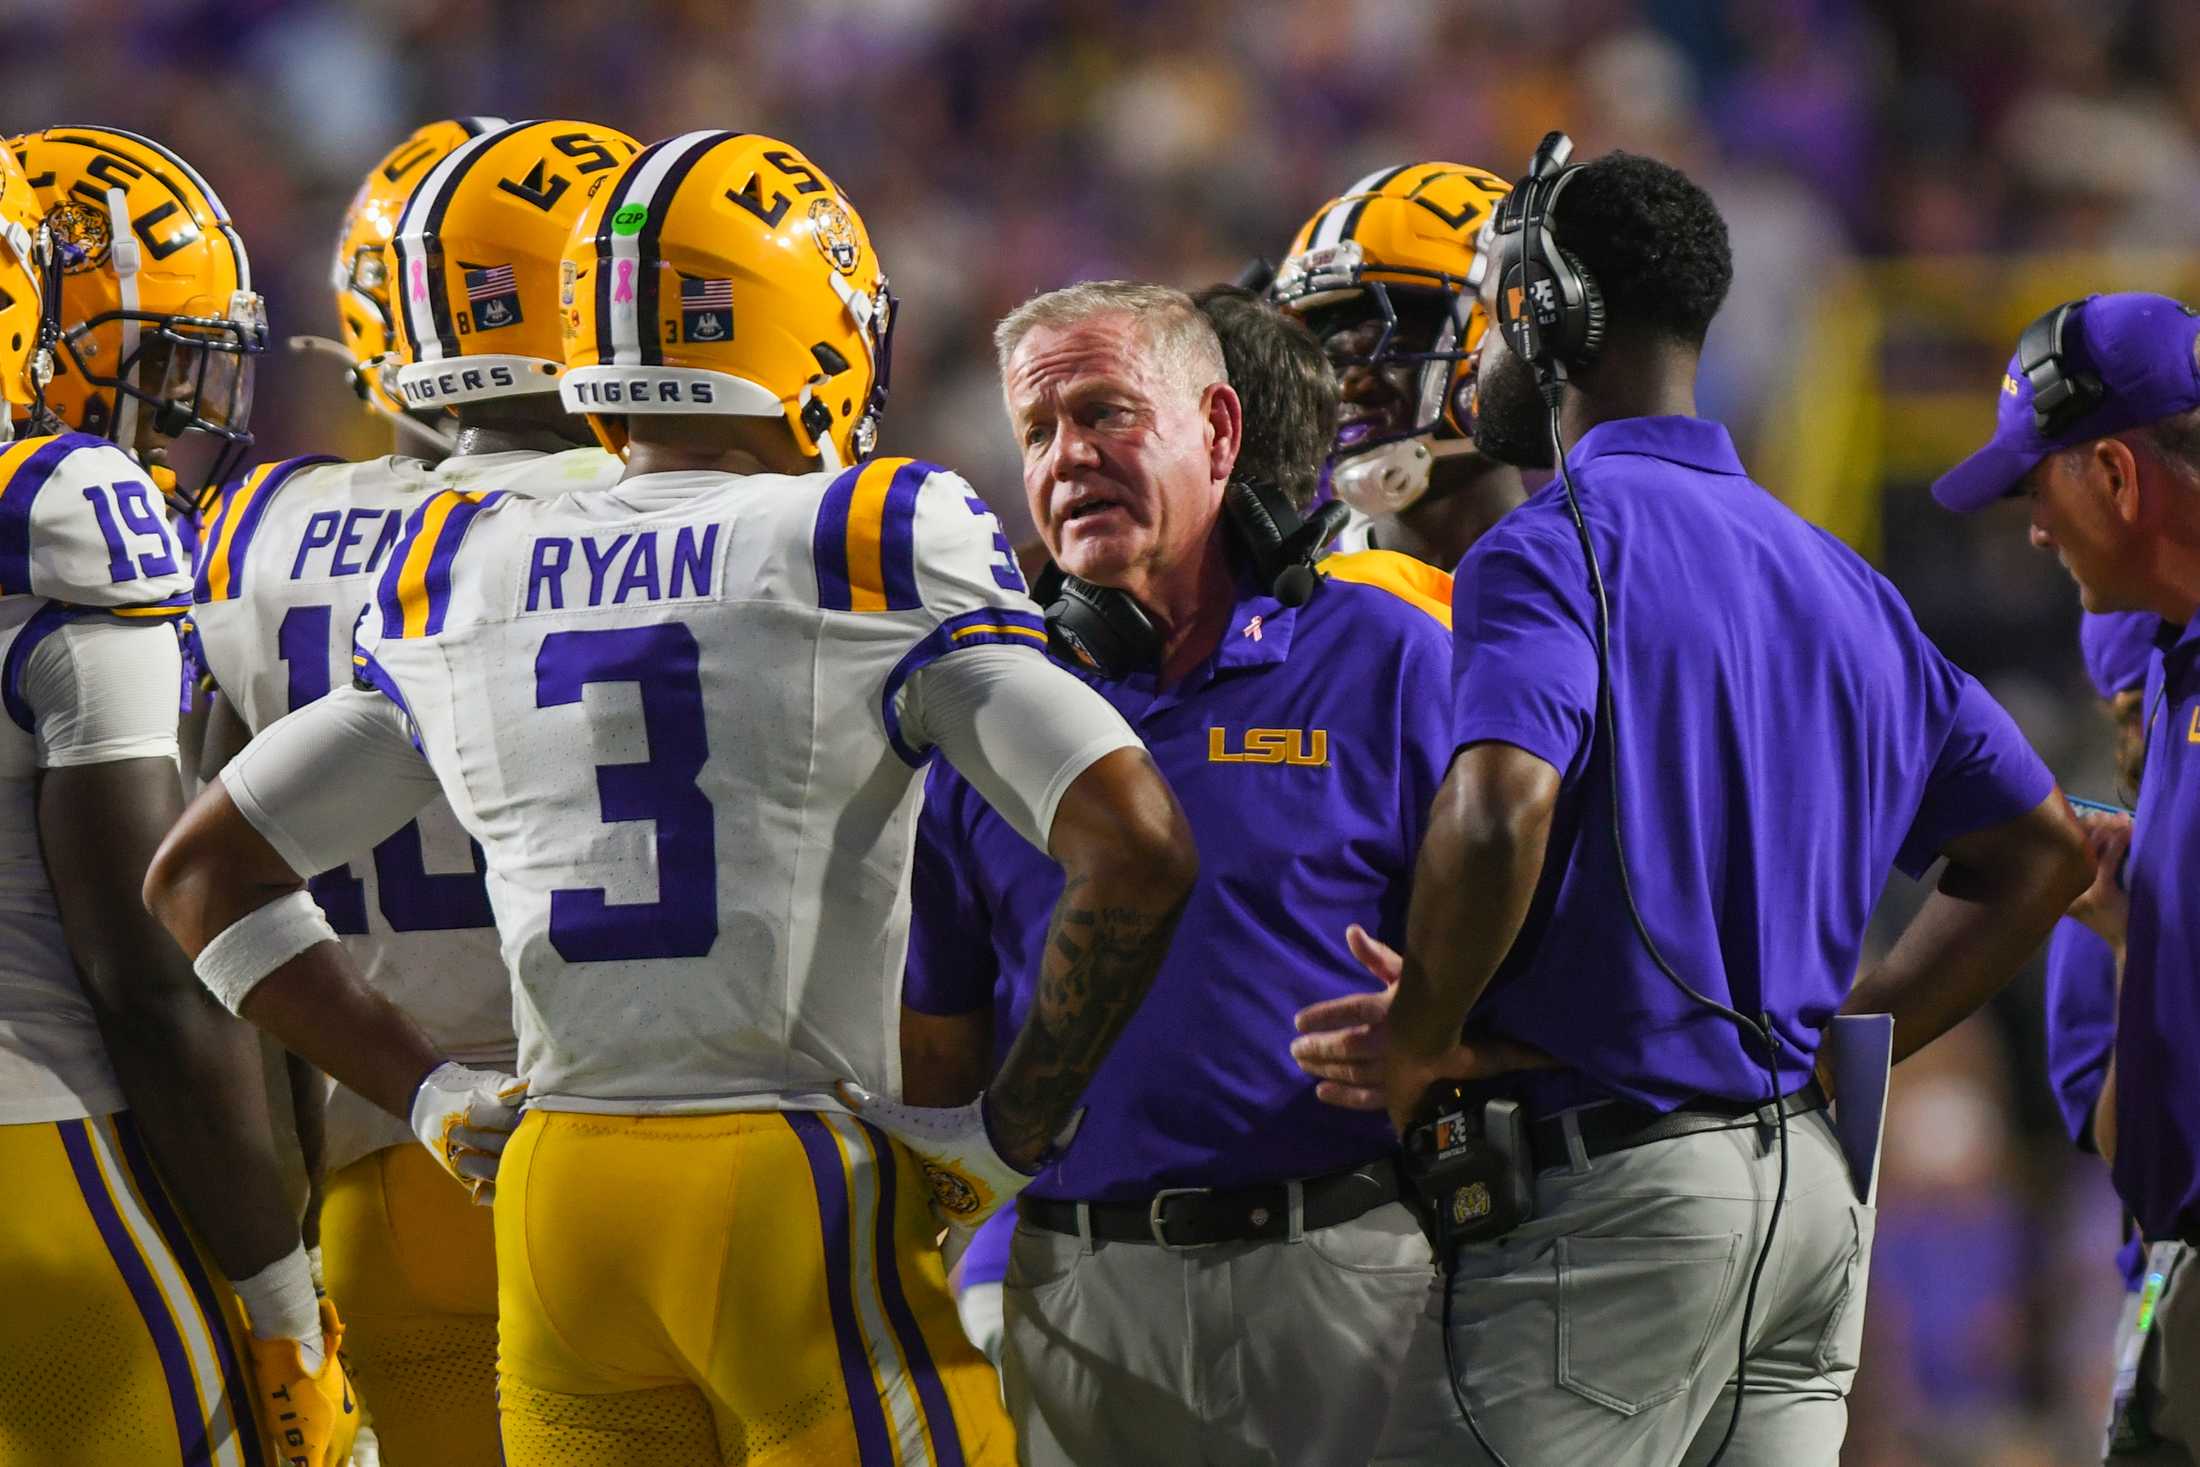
[1208,727,1328,766]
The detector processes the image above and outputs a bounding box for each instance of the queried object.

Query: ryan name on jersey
[522,525,720,613]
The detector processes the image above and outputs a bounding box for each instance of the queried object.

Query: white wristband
[194,890,340,1014]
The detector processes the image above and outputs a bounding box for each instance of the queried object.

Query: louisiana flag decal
[681,277,733,343]
[464,263,522,330]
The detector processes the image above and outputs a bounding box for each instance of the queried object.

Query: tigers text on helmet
[9,126,265,502]
[558,130,894,470]
[326,116,507,418]
[1269,162,1509,516]
[0,146,47,442]
[389,119,641,413]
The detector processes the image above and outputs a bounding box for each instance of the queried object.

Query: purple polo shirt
[2116,611,2200,1241]
[1450,416,2054,1114]
[904,567,1452,1202]
[2044,919,2118,1152]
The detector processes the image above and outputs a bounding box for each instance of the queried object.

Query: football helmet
[0,145,47,441]
[1269,162,1510,515]
[388,119,639,411]
[559,130,894,469]
[9,126,266,502]
[325,116,506,416]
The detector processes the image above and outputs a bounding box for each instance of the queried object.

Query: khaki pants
[1375,1108,1871,1467]
[1003,1199,1431,1466]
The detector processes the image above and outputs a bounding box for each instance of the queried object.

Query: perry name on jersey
[352,455,1043,1113]
[0,433,193,1125]
[189,446,620,1171]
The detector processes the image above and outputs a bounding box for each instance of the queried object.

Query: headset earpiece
[1038,477,1346,678]
[1559,246,1606,366]
[2018,300,2104,437]
[1035,561,1163,679]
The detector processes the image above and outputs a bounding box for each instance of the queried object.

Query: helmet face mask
[0,144,48,441]
[11,126,264,503]
[1271,162,1510,515]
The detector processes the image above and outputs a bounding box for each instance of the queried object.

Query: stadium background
[5,0,2184,1460]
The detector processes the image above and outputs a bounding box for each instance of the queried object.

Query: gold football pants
[496,1109,1015,1466]
[0,1112,265,1467]
[321,1143,499,1466]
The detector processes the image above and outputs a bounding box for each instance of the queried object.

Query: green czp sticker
[611,204,648,237]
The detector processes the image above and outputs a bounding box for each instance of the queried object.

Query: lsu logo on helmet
[1269,162,1510,516]
[388,120,640,411]
[560,131,895,471]
[808,197,861,276]
[324,117,507,418]
[9,125,266,505]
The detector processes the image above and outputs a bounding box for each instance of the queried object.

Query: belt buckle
[1147,1186,1214,1250]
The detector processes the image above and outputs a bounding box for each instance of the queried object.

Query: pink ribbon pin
[612,259,636,304]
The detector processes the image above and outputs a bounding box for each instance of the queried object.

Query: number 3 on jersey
[535,624,718,962]
[279,603,494,934]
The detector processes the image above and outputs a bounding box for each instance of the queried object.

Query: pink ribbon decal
[409,257,428,303]
[613,259,636,304]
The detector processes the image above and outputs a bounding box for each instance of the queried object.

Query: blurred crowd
[7,0,2195,1458]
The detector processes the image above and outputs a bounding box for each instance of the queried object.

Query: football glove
[838,1084,1039,1228]
[242,1297,358,1467]
[409,1061,526,1204]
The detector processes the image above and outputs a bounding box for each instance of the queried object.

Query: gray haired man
[900,281,1458,1464]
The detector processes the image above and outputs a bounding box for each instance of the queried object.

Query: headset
[2017,300,2105,437]
[1474,131,1789,1467]
[1037,476,1348,678]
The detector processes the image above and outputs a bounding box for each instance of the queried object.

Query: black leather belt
[1017,1161,1401,1249]
[1527,1080,1828,1174]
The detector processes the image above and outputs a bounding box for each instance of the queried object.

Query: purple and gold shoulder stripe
[813,456,940,613]
[195,455,342,604]
[376,487,509,639]
[0,432,117,595]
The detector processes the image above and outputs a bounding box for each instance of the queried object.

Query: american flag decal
[462,263,522,331]
[681,277,734,343]
[466,263,517,302]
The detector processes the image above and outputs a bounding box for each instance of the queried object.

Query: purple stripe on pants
[785,1111,896,1467]
[57,1118,218,1467]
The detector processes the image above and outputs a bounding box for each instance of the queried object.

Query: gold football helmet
[559,130,893,468]
[0,146,46,440]
[8,126,265,499]
[388,119,640,411]
[327,116,506,416]
[1270,162,1510,514]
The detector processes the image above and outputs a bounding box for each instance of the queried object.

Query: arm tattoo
[987,872,1188,1164]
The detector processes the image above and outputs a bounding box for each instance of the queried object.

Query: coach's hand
[409,1061,526,1205]
[839,1083,1042,1229]
[1294,925,1555,1124]
[2068,807,2133,951]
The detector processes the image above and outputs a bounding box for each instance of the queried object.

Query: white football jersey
[190,445,620,1166]
[355,455,1047,1112]
[0,432,192,1124]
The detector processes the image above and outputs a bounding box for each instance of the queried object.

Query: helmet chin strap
[104,187,142,453]
[801,379,844,473]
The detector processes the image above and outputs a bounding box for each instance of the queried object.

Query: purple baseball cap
[1933,292,2200,513]
[2079,610,2158,698]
